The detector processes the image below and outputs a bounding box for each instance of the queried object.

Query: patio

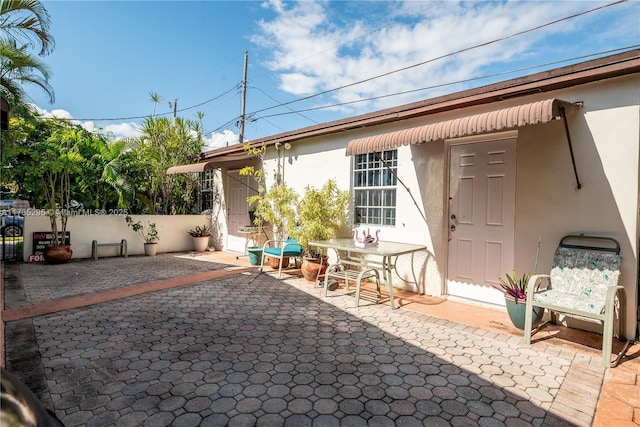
[1,252,638,426]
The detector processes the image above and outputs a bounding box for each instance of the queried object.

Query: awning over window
[345,98,580,156]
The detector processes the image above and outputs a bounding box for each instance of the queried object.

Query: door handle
[449,214,457,232]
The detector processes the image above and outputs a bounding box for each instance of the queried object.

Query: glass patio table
[309,238,427,309]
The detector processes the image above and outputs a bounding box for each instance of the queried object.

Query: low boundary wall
[22,214,213,260]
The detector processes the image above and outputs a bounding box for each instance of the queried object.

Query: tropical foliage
[495,270,531,301]
[2,112,129,210]
[253,184,298,242]
[125,215,159,244]
[127,114,204,214]
[187,224,211,237]
[1,3,207,217]
[0,0,55,108]
[290,179,350,257]
[0,0,55,55]
[2,95,207,215]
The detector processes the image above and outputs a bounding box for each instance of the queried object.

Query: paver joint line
[1,266,256,321]
[3,254,639,427]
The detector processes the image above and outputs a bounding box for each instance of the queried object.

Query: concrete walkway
[1,252,638,426]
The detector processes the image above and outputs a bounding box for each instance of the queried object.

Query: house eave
[202,49,640,160]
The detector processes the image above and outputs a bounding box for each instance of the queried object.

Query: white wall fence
[22,214,214,260]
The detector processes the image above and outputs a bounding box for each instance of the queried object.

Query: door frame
[443,130,518,304]
[225,168,258,253]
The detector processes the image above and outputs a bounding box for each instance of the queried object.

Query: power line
[46,84,239,122]
[245,1,444,86]
[255,45,640,120]
[250,85,319,125]
[249,0,629,117]
[38,0,630,135]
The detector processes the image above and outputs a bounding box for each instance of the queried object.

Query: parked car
[1,214,24,237]
[0,199,29,237]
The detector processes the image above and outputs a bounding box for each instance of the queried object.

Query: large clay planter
[144,243,158,256]
[192,236,210,252]
[269,256,289,269]
[301,256,328,282]
[43,244,73,264]
[504,294,544,330]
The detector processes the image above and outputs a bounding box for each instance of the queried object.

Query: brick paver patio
[1,253,636,426]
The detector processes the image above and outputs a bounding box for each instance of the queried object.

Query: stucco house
[170,49,640,342]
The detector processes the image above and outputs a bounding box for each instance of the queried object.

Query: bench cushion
[264,246,302,257]
[264,239,302,257]
[533,247,621,314]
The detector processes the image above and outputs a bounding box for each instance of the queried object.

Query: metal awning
[166,162,217,175]
[345,98,580,156]
[166,152,253,175]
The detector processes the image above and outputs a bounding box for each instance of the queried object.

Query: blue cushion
[264,239,302,257]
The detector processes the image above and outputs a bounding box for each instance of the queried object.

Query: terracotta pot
[269,256,289,269]
[301,256,328,282]
[43,245,73,264]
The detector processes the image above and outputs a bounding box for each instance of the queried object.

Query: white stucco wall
[259,125,446,296]
[22,214,215,260]
[515,74,639,338]
[252,74,639,338]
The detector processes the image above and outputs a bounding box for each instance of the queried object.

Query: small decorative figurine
[352,227,380,248]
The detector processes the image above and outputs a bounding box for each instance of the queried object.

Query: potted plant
[253,184,299,269]
[125,215,159,256]
[495,270,543,330]
[290,179,350,281]
[188,224,211,252]
[39,126,83,263]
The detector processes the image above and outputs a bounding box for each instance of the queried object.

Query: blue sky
[27,0,639,149]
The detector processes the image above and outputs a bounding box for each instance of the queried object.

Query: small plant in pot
[188,224,211,252]
[290,179,350,282]
[125,215,159,256]
[253,183,298,269]
[495,270,543,330]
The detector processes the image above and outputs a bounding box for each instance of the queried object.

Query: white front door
[226,170,256,253]
[447,137,516,305]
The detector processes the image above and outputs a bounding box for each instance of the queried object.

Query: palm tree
[0,40,53,106]
[0,0,54,108]
[0,0,54,56]
[76,131,132,209]
[130,115,205,214]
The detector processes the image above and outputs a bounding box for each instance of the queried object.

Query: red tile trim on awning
[345,98,580,156]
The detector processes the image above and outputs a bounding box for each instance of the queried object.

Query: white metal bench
[523,234,627,368]
[92,239,128,260]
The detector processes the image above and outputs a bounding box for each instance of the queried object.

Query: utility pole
[238,51,248,144]
[169,99,177,124]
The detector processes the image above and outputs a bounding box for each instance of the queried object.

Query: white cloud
[28,105,143,140]
[205,129,239,151]
[29,104,237,148]
[252,0,635,114]
[102,122,142,140]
